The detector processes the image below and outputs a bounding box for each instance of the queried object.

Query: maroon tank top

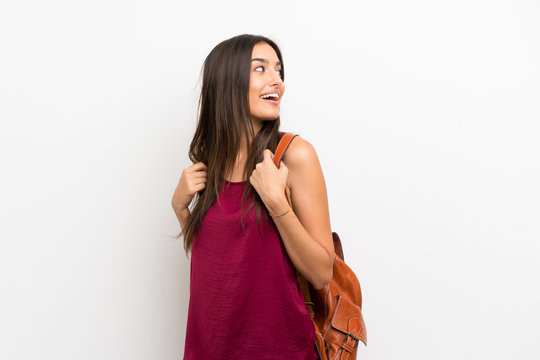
[183,180,319,360]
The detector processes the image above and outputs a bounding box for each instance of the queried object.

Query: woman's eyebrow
[251,58,282,66]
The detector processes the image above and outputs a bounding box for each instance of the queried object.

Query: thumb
[264,149,275,163]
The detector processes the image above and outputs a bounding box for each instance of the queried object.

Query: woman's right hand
[171,162,207,212]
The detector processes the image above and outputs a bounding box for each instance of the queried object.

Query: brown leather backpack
[274,132,367,360]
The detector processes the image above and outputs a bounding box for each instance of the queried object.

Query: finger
[191,162,207,170]
[191,171,207,178]
[263,149,274,162]
[184,171,206,183]
[191,174,207,184]
[263,149,273,158]
[192,180,206,189]
[188,183,205,196]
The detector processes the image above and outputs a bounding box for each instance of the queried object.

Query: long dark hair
[179,34,285,254]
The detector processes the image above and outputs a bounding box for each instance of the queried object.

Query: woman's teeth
[261,94,278,99]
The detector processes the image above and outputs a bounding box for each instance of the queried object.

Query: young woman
[172,34,334,360]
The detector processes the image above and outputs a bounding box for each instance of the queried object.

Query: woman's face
[248,42,285,127]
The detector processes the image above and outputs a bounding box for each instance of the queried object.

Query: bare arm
[171,162,207,234]
[275,138,334,289]
[249,138,334,289]
[173,207,192,234]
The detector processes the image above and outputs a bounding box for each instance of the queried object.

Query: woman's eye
[254,66,281,75]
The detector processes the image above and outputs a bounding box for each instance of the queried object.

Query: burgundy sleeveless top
[183,180,319,360]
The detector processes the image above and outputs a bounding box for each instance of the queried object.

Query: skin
[172,42,334,289]
[248,42,285,136]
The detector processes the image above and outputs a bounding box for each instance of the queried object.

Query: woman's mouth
[262,98,279,105]
[260,93,280,105]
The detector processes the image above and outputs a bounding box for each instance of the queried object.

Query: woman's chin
[252,114,280,122]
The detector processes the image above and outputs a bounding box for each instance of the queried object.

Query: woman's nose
[270,71,283,86]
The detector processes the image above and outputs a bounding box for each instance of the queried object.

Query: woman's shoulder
[282,134,320,170]
[281,134,326,200]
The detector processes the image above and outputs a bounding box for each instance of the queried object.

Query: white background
[1,0,539,359]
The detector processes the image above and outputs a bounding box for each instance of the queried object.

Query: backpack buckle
[304,301,315,318]
[342,333,359,353]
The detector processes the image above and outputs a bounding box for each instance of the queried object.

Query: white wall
[1,0,538,359]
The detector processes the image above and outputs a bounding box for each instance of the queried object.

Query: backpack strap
[273,132,296,207]
[273,132,297,168]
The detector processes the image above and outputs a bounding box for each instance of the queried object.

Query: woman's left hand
[249,149,290,214]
